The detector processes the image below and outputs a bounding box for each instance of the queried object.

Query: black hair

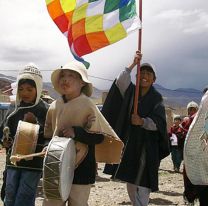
[203,86,208,94]
[140,66,156,80]
[18,79,36,88]
[174,116,182,121]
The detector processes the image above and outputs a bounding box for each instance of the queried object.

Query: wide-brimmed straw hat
[51,60,93,97]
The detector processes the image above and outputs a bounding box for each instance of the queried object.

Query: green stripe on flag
[104,0,120,13]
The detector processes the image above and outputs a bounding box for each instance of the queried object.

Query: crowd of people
[0,51,207,206]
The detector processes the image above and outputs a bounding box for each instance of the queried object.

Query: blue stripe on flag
[119,0,133,7]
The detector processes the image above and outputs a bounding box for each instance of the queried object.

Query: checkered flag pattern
[46,0,140,57]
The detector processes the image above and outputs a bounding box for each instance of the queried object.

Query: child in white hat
[43,60,123,206]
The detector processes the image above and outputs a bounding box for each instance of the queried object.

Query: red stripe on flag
[73,35,92,56]
[54,14,69,33]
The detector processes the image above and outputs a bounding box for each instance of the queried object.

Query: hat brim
[51,68,93,97]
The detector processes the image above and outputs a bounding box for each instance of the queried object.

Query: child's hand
[179,124,182,128]
[131,114,144,126]
[133,50,142,65]
[42,146,48,153]
[62,127,75,138]
[41,147,48,157]
[128,50,143,70]
[2,138,13,148]
[23,112,37,124]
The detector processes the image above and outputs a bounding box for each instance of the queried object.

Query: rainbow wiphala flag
[46,0,140,57]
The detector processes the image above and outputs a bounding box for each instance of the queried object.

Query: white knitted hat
[16,63,43,106]
[187,101,199,109]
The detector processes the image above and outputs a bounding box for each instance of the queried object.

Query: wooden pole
[133,0,142,114]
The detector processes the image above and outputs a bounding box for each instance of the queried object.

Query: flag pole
[133,0,142,114]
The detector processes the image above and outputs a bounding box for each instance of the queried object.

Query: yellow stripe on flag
[105,23,127,44]
[60,0,76,13]
[72,3,88,24]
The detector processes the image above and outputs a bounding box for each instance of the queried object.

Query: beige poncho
[44,94,123,164]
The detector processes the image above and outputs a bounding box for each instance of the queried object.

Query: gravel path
[0,150,199,206]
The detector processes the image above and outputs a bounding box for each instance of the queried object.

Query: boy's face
[174,118,181,126]
[18,83,37,103]
[140,69,155,89]
[58,70,85,97]
[188,107,198,116]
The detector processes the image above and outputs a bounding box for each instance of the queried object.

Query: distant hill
[154,83,202,107]
[0,74,16,82]
[0,74,202,107]
[47,82,202,107]
[43,82,104,101]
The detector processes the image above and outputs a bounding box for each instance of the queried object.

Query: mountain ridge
[0,74,202,107]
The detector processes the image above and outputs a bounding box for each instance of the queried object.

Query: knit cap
[16,63,43,106]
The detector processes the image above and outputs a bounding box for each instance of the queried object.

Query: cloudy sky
[0,0,208,91]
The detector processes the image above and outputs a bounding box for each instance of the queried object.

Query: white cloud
[0,0,207,91]
[155,9,208,34]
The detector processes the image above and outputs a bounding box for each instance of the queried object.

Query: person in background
[183,89,208,205]
[2,63,49,206]
[103,51,170,206]
[180,101,199,159]
[168,115,183,172]
[0,104,15,203]
[195,87,208,206]
[180,101,198,204]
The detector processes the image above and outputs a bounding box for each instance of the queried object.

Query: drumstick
[10,151,46,166]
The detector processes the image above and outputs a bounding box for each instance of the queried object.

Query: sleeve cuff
[125,67,132,73]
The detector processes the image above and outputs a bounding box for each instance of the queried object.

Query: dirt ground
[0,149,199,206]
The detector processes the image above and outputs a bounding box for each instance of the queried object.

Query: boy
[168,115,183,172]
[43,60,123,206]
[2,63,49,206]
[103,51,169,206]
[180,101,199,159]
[181,101,199,204]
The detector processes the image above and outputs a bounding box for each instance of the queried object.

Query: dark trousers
[170,146,182,169]
[1,168,6,202]
[183,167,208,205]
[199,186,208,206]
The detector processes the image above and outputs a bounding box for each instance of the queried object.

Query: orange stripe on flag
[72,19,86,41]
[86,32,109,52]
[47,0,64,19]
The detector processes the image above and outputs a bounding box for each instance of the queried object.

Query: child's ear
[81,81,86,87]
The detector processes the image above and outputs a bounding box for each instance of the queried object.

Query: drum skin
[11,120,39,159]
[184,92,208,185]
[43,136,76,201]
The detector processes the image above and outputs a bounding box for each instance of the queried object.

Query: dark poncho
[103,81,169,191]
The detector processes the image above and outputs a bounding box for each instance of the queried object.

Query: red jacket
[179,114,196,149]
[169,125,183,148]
